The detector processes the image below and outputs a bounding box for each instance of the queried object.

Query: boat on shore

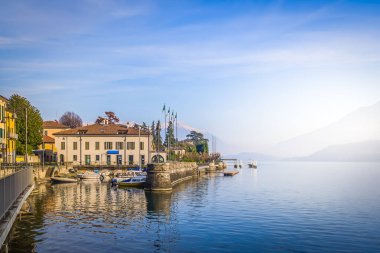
[51,176,78,184]
[117,176,146,188]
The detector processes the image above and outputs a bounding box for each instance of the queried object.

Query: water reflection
[4,176,212,253]
[6,163,379,252]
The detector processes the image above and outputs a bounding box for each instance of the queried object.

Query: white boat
[77,172,100,181]
[51,176,77,184]
[111,171,146,185]
[248,160,258,168]
[117,176,146,188]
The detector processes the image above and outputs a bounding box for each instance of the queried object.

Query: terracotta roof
[0,95,8,102]
[43,120,69,129]
[43,135,55,143]
[53,123,150,136]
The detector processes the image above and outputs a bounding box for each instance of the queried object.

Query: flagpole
[156,122,159,162]
[168,112,172,161]
[162,104,167,163]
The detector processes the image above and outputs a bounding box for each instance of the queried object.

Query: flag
[162,104,166,112]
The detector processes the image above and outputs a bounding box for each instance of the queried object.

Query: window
[140,142,144,150]
[95,142,100,150]
[0,128,3,138]
[107,155,111,165]
[96,155,100,161]
[61,142,65,150]
[128,155,134,165]
[141,155,145,165]
[127,142,135,150]
[73,155,77,161]
[85,142,90,150]
[44,130,48,136]
[85,155,91,165]
[104,142,113,149]
[117,155,122,165]
[73,142,78,150]
[116,142,124,150]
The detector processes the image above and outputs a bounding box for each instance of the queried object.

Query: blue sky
[1,0,380,153]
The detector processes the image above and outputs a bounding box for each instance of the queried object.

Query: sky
[1,0,380,154]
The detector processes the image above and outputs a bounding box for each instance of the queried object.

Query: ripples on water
[3,162,380,253]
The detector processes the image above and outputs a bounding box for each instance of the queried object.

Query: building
[5,110,17,163]
[37,121,69,162]
[0,95,8,163]
[172,147,186,157]
[43,120,69,138]
[54,123,156,166]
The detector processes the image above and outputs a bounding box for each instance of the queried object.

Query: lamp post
[79,134,82,166]
[25,107,28,165]
[42,131,45,172]
[138,125,141,168]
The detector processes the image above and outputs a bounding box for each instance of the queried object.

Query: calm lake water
[3,162,380,253]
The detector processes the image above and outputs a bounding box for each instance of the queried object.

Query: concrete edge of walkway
[0,184,35,249]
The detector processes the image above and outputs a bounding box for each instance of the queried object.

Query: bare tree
[59,111,83,128]
[95,111,120,124]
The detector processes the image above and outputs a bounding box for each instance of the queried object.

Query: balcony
[7,132,18,140]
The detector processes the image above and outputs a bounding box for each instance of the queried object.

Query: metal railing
[0,167,34,221]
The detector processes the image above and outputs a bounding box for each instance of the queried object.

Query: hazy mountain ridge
[270,100,380,158]
[223,152,278,161]
[293,140,380,161]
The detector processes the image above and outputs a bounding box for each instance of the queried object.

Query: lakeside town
[1,93,234,252]
[0,94,220,169]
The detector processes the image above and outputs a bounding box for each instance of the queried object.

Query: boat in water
[77,171,100,181]
[51,176,78,184]
[248,160,258,168]
[234,160,243,168]
[111,171,146,186]
[117,176,146,188]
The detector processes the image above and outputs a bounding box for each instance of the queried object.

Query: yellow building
[0,95,8,163]
[37,121,69,162]
[5,110,17,163]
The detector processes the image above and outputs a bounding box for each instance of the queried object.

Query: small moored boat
[117,176,146,188]
[51,176,77,184]
[77,172,100,181]
[248,160,258,168]
[111,171,146,185]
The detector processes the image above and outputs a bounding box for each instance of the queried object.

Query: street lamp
[41,129,45,172]
[25,107,28,165]
[138,125,141,168]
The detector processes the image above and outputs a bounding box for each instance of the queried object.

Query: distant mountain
[294,140,380,162]
[223,152,277,161]
[175,121,205,140]
[270,100,380,158]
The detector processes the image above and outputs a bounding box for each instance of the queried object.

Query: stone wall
[145,162,198,192]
